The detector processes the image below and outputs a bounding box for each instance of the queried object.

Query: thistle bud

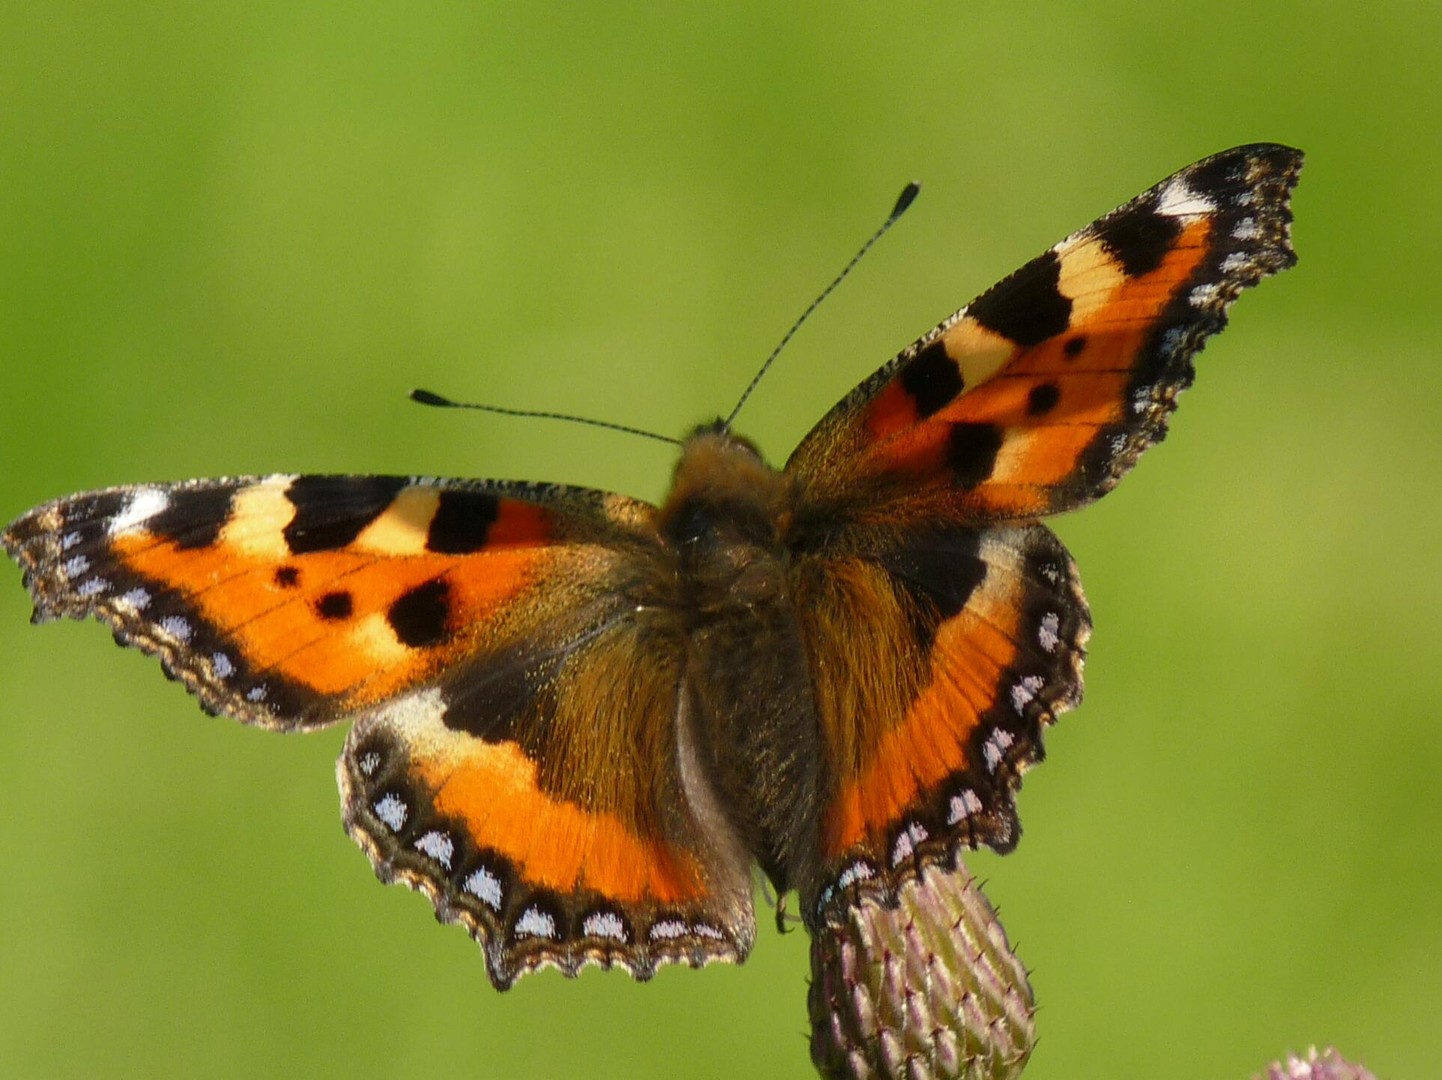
[1252,1046,1377,1080]
[808,861,1035,1080]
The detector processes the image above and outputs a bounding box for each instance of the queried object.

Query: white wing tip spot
[211,652,235,679]
[983,739,1002,772]
[1010,675,1045,714]
[158,615,193,643]
[62,554,90,579]
[415,830,455,869]
[1038,611,1061,653]
[514,907,558,940]
[890,821,930,867]
[582,911,628,942]
[1156,178,1217,218]
[948,788,985,824]
[117,587,152,611]
[649,919,688,942]
[464,866,504,911]
[835,861,874,893]
[109,489,170,536]
[76,577,110,598]
[373,793,408,832]
[1189,282,1221,308]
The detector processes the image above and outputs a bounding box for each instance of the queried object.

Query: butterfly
[3,144,1300,989]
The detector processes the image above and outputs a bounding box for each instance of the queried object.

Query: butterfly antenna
[410,388,682,447]
[723,181,920,431]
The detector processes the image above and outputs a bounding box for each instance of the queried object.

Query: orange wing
[787,144,1301,525]
[3,474,755,986]
[785,145,1300,917]
[790,520,1089,917]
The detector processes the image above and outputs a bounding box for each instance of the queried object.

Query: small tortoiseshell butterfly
[4,144,1300,989]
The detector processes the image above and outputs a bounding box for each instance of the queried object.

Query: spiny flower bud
[808,861,1035,1080]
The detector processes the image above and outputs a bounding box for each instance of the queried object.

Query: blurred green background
[2,4,1438,1078]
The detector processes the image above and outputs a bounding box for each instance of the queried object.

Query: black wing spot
[316,590,354,621]
[899,338,964,420]
[1063,336,1087,359]
[388,579,452,648]
[283,476,408,554]
[427,490,501,554]
[1184,150,1247,199]
[946,423,1004,489]
[968,250,1072,348]
[876,526,986,635]
[147,487,235,550]
[1095,203,1183,278]
[440,642,561,742]
[1026,383,1061,417]
[66,491,130,531]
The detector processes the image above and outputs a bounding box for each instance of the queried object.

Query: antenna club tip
[410,388,452,407]
[891,181,921,218]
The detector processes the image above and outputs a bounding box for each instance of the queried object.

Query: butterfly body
[4,144,1301,989]
[661,427,832,911]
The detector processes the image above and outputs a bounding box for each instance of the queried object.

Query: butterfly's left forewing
[790,144,1301,523]
[4,475,756,986]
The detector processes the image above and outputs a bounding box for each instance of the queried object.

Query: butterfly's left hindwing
[3,475,757,987]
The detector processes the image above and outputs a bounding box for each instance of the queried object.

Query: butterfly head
[657,424,789,549]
